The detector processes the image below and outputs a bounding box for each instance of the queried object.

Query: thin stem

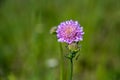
[59,43,64,80]
[70,58,73,80]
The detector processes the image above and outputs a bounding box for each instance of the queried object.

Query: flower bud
[68,42,79,52]
[50,26,57,34]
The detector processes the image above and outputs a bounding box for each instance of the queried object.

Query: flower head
[56,20,84,44]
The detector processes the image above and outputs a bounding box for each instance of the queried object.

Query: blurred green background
[0,0,120,80]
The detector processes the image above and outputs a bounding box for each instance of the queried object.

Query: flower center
[65,27,73,35]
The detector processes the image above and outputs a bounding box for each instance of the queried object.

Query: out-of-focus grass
[0,0,120,80]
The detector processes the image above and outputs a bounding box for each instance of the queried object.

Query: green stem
[70,58,73,80]
[59,43,64,80]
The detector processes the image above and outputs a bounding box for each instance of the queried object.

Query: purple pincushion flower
[56,20,84,44]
